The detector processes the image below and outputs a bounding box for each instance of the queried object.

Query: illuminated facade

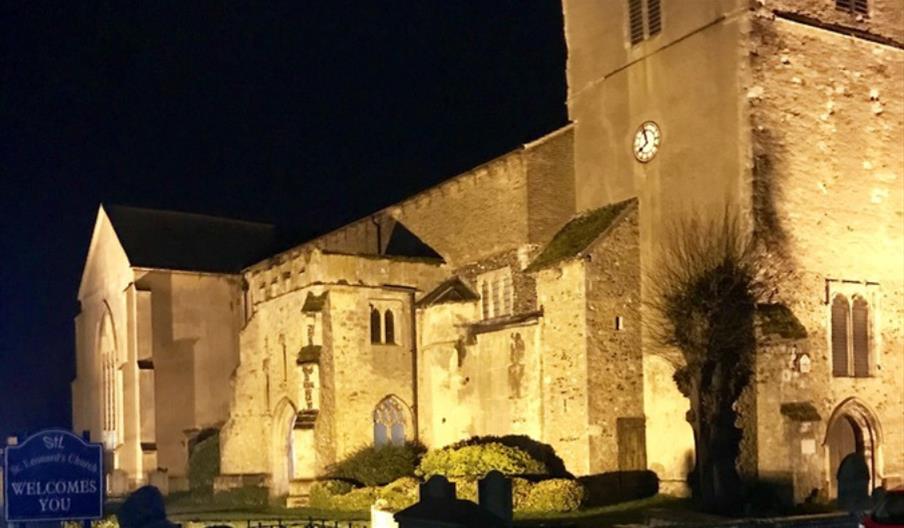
[74,0,902,506]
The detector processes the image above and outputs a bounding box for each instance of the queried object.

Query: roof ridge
[525,197,637,272]
[103,203,274,229]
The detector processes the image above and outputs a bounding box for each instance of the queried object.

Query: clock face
[633,121,661,163]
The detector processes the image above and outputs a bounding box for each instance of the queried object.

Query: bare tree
[645,209,763,513]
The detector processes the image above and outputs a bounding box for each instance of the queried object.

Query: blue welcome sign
[3,429,104,521]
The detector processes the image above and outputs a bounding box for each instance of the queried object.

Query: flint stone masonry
[74,2,902,507]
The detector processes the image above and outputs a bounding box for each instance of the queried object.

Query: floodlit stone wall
[268,128,574,267]
[585,206,643,474]
[74,207,243,493]
[764,0,904,44]
[536,260,591,475]
[749,11,904,495]
[223,253,448,496]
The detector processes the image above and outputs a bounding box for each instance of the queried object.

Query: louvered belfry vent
[647,0,662,36]
[629,0,645,44]
[628,0,663,45]
[836,0,869,16]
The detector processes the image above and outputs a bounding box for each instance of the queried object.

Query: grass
[513,495,726,527]
[526,198,636,272]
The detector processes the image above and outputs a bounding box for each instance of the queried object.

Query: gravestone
[478,471,512,526]
[394,474,509,528]
[148,470,169,496]
[110,469,130,497]
[420,475,456,500]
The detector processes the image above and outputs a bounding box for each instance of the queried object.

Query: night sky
[0,2,567,441]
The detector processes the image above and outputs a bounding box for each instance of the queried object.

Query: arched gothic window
[852,296,869,377]
[831,295,850,377]
[370,306,381,344]
[373,396,407,447]
[384,310,395,344]
[99,309,123,449]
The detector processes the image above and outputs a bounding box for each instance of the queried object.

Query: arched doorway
[271,399,297,497]
[824,398,882,497]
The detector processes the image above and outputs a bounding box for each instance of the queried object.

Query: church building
[72,0,903,506]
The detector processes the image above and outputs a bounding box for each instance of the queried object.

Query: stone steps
[285,478,314,508]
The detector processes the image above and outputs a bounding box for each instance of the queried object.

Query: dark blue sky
[0,2,567,440]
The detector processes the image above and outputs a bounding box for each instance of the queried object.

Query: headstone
[420,475,456,501]
[148,470,169,496]
[371,503,400,528]
[837,451,870,513]
[478,471,512,527]
[110,469,130,497]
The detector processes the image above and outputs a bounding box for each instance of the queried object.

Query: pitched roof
[104,205,276,274]
[756,303,808,339]
[526,197,637,272]
[384,222,444,261]
[416,277,480,308]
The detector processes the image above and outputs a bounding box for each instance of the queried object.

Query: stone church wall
[585,206,644,474]
[764,0,903,44]
[132,269,243,483]
[328,285,416,458]
[536,260,590,475]
[749,12,904,494]
[416,300,480,448]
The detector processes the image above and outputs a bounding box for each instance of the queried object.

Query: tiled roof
[526,197,637,272]
[105,205,276,273]
[384,222,444,261]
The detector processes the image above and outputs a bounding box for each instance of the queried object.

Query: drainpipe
[372,215,382,255]
[409,289,419,441]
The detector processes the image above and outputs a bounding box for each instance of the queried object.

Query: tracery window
[99,310,123,449]
[373,396,407,447]
[831,292,872,378]
[369,301,401,345]
[831,295,850,377]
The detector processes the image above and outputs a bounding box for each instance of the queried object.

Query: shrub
[519,479,584,513]
[310,479,377,511]
[511,477,533,510]
[309,479,355,508]
[377,477,420,511]
[449,477,477,503]
[578,470,659,507]
[416,442,545,479]
[329,487,379,511]
[188,430,220,493]
[449,435,571,477]
[327,442,425,486]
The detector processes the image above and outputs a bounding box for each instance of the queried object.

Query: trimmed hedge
[376,477,420,511]
[416,442,545,479]
[188,431,220,492]
[310,477,419,512]
[519,478,584,513]
[309,480,377,511]
[327,442,425,486]
[449,435,571,477]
